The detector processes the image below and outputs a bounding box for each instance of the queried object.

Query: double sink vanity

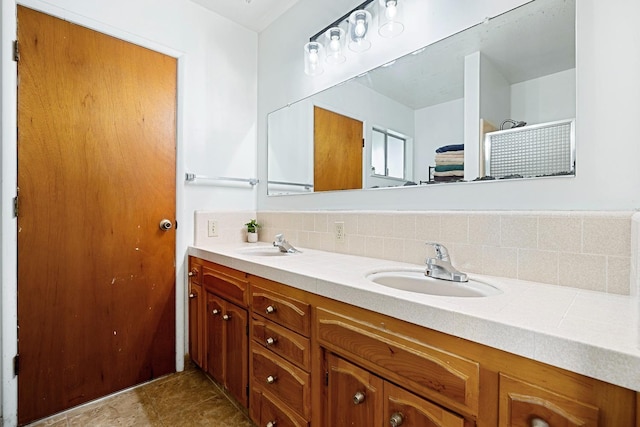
[188,241,639,426]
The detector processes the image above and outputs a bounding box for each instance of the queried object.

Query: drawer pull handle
[266,337,277,346]
[211,309,220,315]
[188,269,198,277]
[265,305,276,314]
[266,422,276,427]
[353,391,366,405]
[266,375,277,384]
[531,418,549,427]
[222,314,231,321]
[389,412,404,427]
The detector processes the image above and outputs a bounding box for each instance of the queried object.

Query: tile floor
[26,366,256,427]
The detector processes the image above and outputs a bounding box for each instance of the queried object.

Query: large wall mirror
[267,0,575,195]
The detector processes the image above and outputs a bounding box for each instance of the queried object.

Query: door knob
[159,219,173,231]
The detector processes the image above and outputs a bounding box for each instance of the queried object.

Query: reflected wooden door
[313,106,363,191]
[17,7,176,424]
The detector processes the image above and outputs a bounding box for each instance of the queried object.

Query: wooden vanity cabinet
[201,262,250,407]
[186,257,637,426]
[249,277,312,427]
[187,257,204,368]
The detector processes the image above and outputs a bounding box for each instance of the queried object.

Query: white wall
[1,0,258,424]
[257,0,640,211]
[414,98,464,183]
[511,68,576,125]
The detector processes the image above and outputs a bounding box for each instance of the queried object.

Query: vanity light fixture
[303,41,325,76]
[304,0,405,76]
[325,27,346,64]
[348,9,373,52]
[378,0,404,38]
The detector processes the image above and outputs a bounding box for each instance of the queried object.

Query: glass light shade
[324,27,346,64]
[348,10,372,52]
[378,0,404,38]
[304,41,325,76]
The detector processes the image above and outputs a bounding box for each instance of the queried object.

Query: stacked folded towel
[433,144,464,182]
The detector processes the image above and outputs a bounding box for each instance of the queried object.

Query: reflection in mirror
[267,0,576,195]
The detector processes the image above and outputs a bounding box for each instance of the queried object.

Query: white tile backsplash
[252,210,638,295]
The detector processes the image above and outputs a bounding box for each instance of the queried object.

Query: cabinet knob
[222,314,231,321]
[266,337,277,346]
[266,422,276,427]
[353,391,366,405]
[531,418,550,427]
[266,375,277,384]
[389,412,404,427]
[212,309,220,315]
[265,305,276,314]
[188,268,198,277]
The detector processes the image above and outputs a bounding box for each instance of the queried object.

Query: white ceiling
[189,0,301,32]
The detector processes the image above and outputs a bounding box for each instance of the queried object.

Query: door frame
[2,2,187,425]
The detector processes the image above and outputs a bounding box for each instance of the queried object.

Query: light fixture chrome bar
[185,173,259,186]
[309,0,375,42]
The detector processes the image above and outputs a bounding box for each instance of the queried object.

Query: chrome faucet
[425,242,468,282]
[273,234,299,253]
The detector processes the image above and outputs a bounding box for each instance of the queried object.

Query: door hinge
[325,370,329,386]
[13,196,19,218]
[13,354,19,376]
[246,384,250,398]
[362,138,365,148]
[246,324,249,336]
[13,40,19,62]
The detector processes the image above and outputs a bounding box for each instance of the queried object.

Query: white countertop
[189,243,640,392]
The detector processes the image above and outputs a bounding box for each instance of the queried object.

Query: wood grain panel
[499,374,599,427]
[252,345,311,419]
[252,315,311,370]
[17,6,176,423]
[316,307,479,414]
[251,284,311,337]
[251,389,310,427]
[313,106,363,192]
[202,265,249,306]
[384,381,465,427]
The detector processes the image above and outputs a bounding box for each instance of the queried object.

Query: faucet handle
[425,242,450,261]
[274,233,284,243]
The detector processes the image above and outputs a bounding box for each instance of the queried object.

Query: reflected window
[372,128,406,179]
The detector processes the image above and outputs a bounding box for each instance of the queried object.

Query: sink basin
[366,269,502,297]
[237,247,297,257]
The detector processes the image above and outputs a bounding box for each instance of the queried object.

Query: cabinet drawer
[202,264,248,306]
[316,307,480,414]
[252,345,311,419]
[499,374,599,427]
[251,389,309,427]
[188,256,202,284]
[251,285,310,337]
[252,315,311,371]
[385,381,465,427]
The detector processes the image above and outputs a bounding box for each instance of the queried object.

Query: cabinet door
[206,292,225,382]
[499,374,599,427]
[188,282,203,367]
[326,353,384,427]
[385,382,465,427]
[225,301,248,407]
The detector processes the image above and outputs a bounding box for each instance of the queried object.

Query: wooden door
[17,7,177,424]
[313,106,363,192]
[207,292,225,382]
[326,353,383,427]
[225,301,248,407]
